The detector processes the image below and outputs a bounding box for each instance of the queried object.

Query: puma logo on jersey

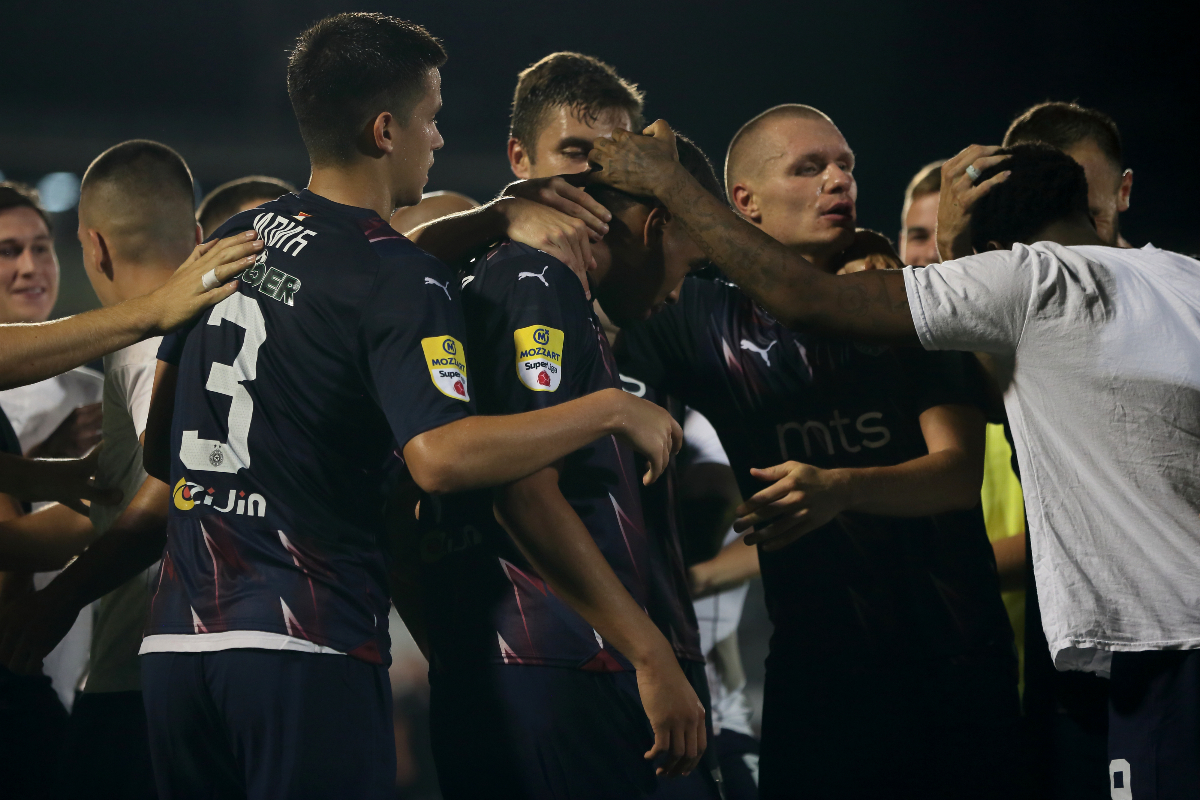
[518,266,550,286]
[424,276,451,300]
[740,339,778,366]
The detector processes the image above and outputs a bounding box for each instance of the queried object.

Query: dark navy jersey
[143,190,472,665]
[616,378,704,662]
[418,241,699,671]
[617,277,1012,669]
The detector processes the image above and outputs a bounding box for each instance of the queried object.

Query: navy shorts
[431,663,672,800]
[758,647,1019,799]
[1108,650,1200,799]
[141,650,394,800]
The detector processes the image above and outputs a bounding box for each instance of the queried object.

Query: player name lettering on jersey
[421,336,470,401]
[240,250,301,306]
[173,477,266,517]
[252,211,318,256]
[514,324,564,392]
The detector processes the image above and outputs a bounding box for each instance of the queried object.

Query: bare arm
[736,403,986,551]
[688,536,760,599]
[495,466,706,777]
[0,503,96,572]
[993,529,1026,592]
[0,234,261,390]
[589,123,917,342]
[402,387,682,495]
[0,448,121,512]
[0,476,169,674]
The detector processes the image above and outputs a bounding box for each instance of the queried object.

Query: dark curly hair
[970,143,1090,251]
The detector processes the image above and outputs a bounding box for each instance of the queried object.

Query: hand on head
[587,120,681,199]
[936,145,1011,261]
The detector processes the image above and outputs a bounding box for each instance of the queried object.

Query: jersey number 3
[180,294,266,474]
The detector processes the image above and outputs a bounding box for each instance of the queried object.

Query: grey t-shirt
[904,243,1200,674]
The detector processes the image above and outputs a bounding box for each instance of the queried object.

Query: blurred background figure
[197,175,296,239]
[0,182,101,717]
[898,160,944,267]
[1004,101,1133,247]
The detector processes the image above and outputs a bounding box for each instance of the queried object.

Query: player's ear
[642,205,669,248]
[362,111,394,156]
[508,137,533,180]
[90,230,114,281]
[731,183,759,222]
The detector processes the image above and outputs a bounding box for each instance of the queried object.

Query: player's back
[144,190,471,664]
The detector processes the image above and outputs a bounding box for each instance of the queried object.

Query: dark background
[2,0,1196,316]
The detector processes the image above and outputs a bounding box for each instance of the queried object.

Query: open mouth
[820,201,854,222]
[12,286,47,299]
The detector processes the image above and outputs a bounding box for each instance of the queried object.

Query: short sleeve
[360,258,472,452]
[903,249,1034,354]
[682,407,729,466]
[157,330,188,366]
[123,346,160,440]
[473,254,587,414]
[615,277,714,400]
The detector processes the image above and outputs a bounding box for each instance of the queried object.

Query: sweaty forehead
[536,105,632,146]
[732,115,852,185]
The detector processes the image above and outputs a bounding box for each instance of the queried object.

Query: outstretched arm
[0,234,261,390]
[0,448,121,513]
[402,387,682,495]
[590,124,1009,343]
[0,476,169,674]
[495,466,706,777]
[0,503,96,572]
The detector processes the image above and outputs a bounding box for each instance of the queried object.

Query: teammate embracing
[137,14,684,799]
[415,136,725,799]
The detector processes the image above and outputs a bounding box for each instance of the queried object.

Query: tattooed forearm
[656,165,918,343]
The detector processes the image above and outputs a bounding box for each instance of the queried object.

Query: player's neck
[307,162,395,221]
[107,260,177,307]
[1031,216,1109,248]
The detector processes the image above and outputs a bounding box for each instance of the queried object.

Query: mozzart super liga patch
[421,336,470,401]
[514,325,564,392]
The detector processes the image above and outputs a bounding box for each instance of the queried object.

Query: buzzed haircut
[587,134,723,214]
[288,13,447,166]
[901,160,944,224]
[0,182,52,233]
[79,139,197,262]
[510,52,644,160]
[969,143,1090,251]
[1004,101,1123,170]
[724,104,837,204]
[198,176,297,237]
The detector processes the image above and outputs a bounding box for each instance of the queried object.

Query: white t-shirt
[84,337,162,693]
[0,368,104,710]
[682,408,755,735]
[904,243,1200,675]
